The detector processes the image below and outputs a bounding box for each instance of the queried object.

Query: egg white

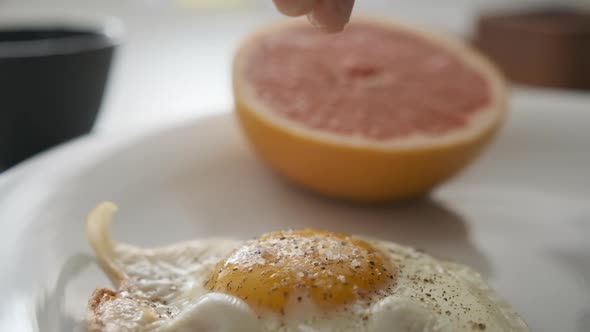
[86,203,529,332]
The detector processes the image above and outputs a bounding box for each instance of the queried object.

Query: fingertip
[273,0,316,17]
[307,0,354,33]
[307,13,345,32]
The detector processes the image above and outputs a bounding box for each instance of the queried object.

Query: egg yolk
[205,229,396,314]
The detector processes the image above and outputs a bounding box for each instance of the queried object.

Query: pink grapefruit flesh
[244,23,492,140]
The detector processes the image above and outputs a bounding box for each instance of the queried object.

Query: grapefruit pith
[233,18,508,202]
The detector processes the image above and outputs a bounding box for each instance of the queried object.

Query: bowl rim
[0,9,124,58]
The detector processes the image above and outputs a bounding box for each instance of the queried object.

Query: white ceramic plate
[0,90,589,332]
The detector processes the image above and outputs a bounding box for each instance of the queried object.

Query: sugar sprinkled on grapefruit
[234,18,508,201]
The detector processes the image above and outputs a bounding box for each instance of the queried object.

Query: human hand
[272,0,355,32]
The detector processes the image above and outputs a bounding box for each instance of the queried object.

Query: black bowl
[0,14,122,169]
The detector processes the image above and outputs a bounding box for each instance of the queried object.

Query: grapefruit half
[233,18,508,202]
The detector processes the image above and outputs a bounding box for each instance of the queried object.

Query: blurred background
[0,3,589,330]
[0,0,589,166]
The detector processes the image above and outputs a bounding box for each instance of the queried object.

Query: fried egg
[86,202,529,332]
